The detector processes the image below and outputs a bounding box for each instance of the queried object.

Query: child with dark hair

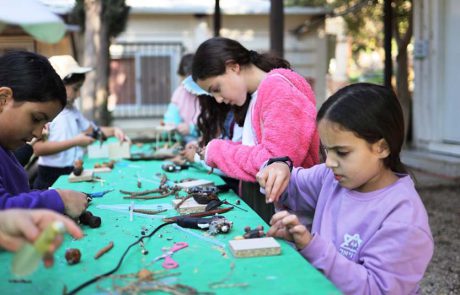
[192,37,319,222]
[163,53,200,143]
[33,55,127,189]
[257,83,433,294]
[0,51,87,218]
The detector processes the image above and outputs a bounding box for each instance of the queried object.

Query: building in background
[108,0,328,130]
[406,0,460,177]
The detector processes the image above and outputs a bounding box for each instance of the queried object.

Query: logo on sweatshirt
[339,233,362,259]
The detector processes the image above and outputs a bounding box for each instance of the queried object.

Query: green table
[0,148,340,294]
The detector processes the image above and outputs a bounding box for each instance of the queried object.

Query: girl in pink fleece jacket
[192,37,319,222]
[258,83,434,294]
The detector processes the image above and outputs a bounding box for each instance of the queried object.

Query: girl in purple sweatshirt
[192,37,319,222]
[257,83,434,294]
[0,51,87,218]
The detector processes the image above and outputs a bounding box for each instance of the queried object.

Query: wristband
[267,156,293,172]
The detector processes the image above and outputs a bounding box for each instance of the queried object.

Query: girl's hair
[177,53,194,77]
[317,83,407,174]
[0,51,66,108]
[197,94,231,146]
[192,37,291,128]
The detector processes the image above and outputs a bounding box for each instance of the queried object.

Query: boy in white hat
[33,55,127,189]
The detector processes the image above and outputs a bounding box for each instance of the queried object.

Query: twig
[119,188,163,196]
[132,209,167,215]
[174,196,192,209]
[94,241,114,259]
[123,190,175,200]
[163,207,233,222]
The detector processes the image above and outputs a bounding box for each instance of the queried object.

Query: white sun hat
[48,55,92,81]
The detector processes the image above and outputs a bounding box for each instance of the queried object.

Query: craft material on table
[229,237,281,258]
[175,179,214,189]
[96,204,172,219]
[68,169,93,182]
[172,197,207,214]
[151,242,188,269]
[172,224,226,248]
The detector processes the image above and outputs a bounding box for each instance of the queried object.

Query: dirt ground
[418,181,460,295]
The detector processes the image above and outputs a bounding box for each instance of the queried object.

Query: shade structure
[0,0,66,44]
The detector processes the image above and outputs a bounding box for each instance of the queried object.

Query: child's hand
[0,209,83,266]
[181,143,198,162]
[55,190,88,218]
[267,211,312,250]
[113,127,129,142]
[74,133,95,147]
[256,162,291,203]
[177,123,190,135]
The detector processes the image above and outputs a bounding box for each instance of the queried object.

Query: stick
[94,241,114,259]
[132,209,167,215]
[163,206,234,222]
[119,189,163,196]
[123,191,174,200]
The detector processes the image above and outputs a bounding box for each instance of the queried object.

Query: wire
[67,221,174,295]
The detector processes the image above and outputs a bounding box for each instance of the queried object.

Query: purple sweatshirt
[0,146,64,212]
[277,164,434,294]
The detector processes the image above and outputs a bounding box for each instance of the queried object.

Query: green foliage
[71,0,130,39]
[285,0,411,54]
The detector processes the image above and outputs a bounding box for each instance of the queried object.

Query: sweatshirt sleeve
[205,96,317,182]
[277,165,326,213]
[300,222,434,294]
[0,184,65,213]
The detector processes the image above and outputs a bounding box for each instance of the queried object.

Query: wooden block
[93,167,112,173]
[229,237,281,258]
[172,198,207,214]
[68,169,94,183]
[87,144,109,158]
[175,179,214,189]
[108,142,131,159]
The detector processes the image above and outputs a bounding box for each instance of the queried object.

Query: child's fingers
[269,210,290,225]
[268,173,287,203]
[281,214,301,228]
[43,252,54,268]
[255,171,266,188]
[15,216,40,243]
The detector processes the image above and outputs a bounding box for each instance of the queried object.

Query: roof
[40,0,327,16]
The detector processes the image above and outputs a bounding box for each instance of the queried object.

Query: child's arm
[33,134,95,156]
[299,221,433,294]
[0,187,87,219]
[205,96,318,182]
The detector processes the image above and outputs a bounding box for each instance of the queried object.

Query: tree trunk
[81,0,111,125]
[393,2,413,142]
[396,46,411,141]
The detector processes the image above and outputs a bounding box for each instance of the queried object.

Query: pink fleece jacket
[205,68,320,182]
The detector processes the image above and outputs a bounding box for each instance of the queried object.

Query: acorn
[79,211,101,228]
[65,248,81,265]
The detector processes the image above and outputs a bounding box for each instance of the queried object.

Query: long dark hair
[0,51,66,108]
[317,83,407,174]
[192,37,290,136]
[196,94,231,146]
